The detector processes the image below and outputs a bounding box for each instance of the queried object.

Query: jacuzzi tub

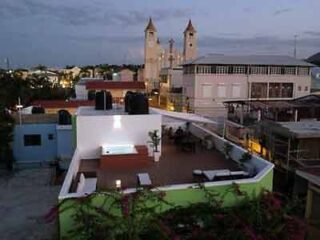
[101,145,137,155]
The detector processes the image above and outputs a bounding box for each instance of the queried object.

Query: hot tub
[101,145,137,155]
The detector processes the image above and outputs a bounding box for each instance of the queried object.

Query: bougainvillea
[55,185,306,240]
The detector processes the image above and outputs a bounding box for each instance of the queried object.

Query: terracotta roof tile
[86,81,145,90]
[31,100,94,108]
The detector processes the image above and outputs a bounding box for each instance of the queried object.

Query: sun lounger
[137,173,152,186]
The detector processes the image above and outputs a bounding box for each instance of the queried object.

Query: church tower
[183,20,197,62]
[144,18,159,85]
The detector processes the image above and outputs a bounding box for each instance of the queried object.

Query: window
[298,86,302,91]
[189,43,193,47]
[281,83,293,98]
[24,134,41,146]
[202,84,213,98]
[197,65,212,74]
[269,83,293,98]
[232,84,241,98]
[298,67,309,75]
[216,66,229,74]
[269,83,281,98]
[270,67,282,75]
[251,83,268,98]
[233,66,246,74]
[189,32,194,37]
[217,84,227,98]
[305,86,309,92]
[284,67,296,75]
[250,66,268,75]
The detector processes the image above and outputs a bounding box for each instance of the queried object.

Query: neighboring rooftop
[184,54,314,67]
[278,121,320,139]
[86,81,145,90]
[77,78,104,86]
[78,139,240,190]
[32,100,94,108]
[76,106,129,116]
[307,52,320,66]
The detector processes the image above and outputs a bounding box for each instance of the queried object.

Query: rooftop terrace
[77,137,240,190]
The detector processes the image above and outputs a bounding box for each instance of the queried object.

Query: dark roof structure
[184,20,196,33]
[307,52,320,66]
[145,18,157,32]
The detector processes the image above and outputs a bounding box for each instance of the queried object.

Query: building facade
[13,119,74,164]
[143,18,197,91]
[182,54,314,117]
[159,67,184,111]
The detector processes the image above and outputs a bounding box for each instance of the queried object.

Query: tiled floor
[79,138,240,190]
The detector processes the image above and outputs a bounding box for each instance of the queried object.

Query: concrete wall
[13,124,57,163]
[76,114,162,159]
[75,85,87,100]
[57,125,74,159]
[13,124,73,163]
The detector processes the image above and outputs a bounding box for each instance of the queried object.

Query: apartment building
[182,54,314,117]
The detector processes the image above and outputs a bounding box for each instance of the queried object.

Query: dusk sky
[1,0,320,68]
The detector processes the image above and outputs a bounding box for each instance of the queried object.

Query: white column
[294,109,298,122]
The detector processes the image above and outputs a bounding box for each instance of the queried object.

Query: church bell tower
[144,18,159,85]
[183,20,197,62]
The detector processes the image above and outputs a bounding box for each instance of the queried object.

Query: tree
[34,64,47,71]
[0,109,14,169]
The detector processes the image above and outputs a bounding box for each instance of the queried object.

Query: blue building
[13,115,74,164]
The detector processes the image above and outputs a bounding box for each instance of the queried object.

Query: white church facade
[143,18,198,91]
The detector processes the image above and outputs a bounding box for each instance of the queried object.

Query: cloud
[198,35,320,57]
[0,0,193,27]
[273,8,293,16]
[304,31,320,37]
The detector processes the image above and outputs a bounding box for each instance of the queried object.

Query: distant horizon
[2,52,318,70]
[1,0,320,68]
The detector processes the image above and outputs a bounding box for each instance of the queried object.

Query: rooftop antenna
[293,35,298,58]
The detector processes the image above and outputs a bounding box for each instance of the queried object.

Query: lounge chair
[137,173,152,186]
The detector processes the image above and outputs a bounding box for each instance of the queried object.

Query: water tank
[58,110,71,125]
[124,91,134,112]
[87,90,96,100]
[128,93,149,115]
[32,106,45,114]
[95,91,113,110]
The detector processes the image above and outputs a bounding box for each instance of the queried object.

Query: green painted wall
[59,170,273,238]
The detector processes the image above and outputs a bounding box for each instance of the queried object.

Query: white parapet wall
[59,148,83,199]
[189,123,273,177]
[59,120,274,200]
[77,113,162,159]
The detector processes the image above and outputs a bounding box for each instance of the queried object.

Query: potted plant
[148,130,161,162]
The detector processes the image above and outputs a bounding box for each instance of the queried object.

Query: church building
[143,18,198,91]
